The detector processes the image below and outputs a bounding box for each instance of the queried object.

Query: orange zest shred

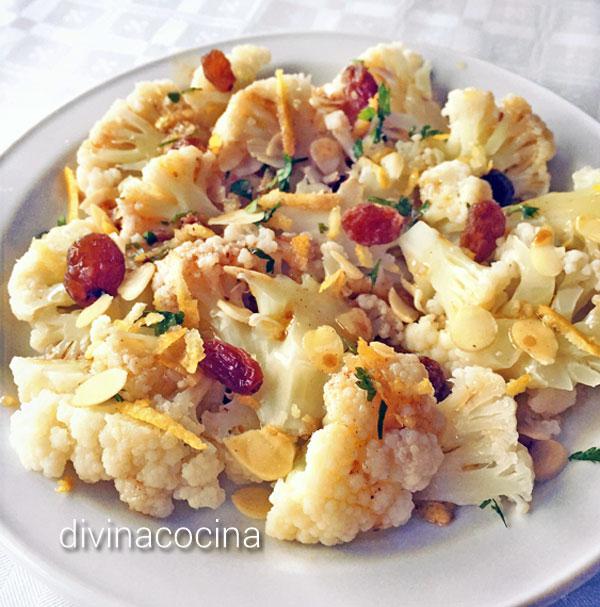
[537,305,600,358]
[64,166,80,222]
[290,233,311,270]
[275,68,295,157]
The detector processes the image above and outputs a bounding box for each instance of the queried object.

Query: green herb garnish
[166,87,202,103]
[367,259,381,287]
[368,195,412,217]
[372,82,391,143]
[266,154,308,192]
[249,248,275,273]
[506,204,539,219]
[353,138,364,159]
[318,222,329,234]
[143,231,158,245]
[408,200,431,227]
[114,393,124,403]
[569,447,600,463]
[257,202,281,225]
[357,106,376,121]
[355,367,377,401]
[479,498,508,528]
[151,311,185,336]
[158,137,181,148]
[57,216,67,226]
[245,199,259,213]
[341,337,358,354]
[231,179,253,200]
[377,401,388,440]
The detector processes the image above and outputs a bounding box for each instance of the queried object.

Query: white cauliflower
[117,146,221,238]
[419,366,534,512]
[572,166,600,190]
[266,350,443,544]
[356,293,404,346]
[399,221,515,319]
[419,160,493,231]
[443,88,555,199]
[211,73,321,171]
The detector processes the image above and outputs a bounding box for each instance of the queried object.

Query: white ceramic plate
[1,32,600,607]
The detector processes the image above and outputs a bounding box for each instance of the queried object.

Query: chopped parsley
[505,204,539,219]
[376,401,388,440]
[357,106,376,121]
[56,216,67,227]
[341,337,357,354]
[569,447,600,463]
[143,231,158,245]
[158,136,181,148]
[166,87,202,103]
[318,222,329,234]
[230,179,253,200]
[266,154,308,192]
[372,82,391,143]
[479,498,508,528]
[150,310,185,336]
[367,259,381,287]
[245,199,259,213]
[249,247,275,273]
[408,124,443,139]
[114,393,124,403]
[353,138,364,159]
[355,367,377,401]
[368,195,412,217]
[257,202,281,225]
[408,200,431,227]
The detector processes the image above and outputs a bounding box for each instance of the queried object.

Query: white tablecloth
[1,0,599,605]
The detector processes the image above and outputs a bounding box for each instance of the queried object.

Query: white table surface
[1,0,599,605]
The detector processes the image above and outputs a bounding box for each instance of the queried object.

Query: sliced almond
[510,318,558,365]
[72,368,128,407]
[538,304,600,358]
[532,226,554,248]
[118,263,155,301]
[575,215,600,244]
[319,268,346,294]
[223,426,296,481]
[327,205,341,239]
[355,244,374,268]
[448,306,497,352]
[88,203,117,234]
[388,287,419,323]
[257,190,341,211]
[76,293,113,328]
[302,325,344,373]
[156,327,187,354]
[217,299,252,323]
[329,249,363,280]
[208,208,265,226]
[232,486,272,520]
[530,245,563,277]
[335,308,373,341]
[275,68,295,157]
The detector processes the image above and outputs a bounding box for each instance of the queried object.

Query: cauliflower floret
[266,351,443,544]
[419,366,534,512]
[443,88,555,199]
[419,160,493,231]
[572,166,600,190]
[117,146,221,238]
[9,385,225,518]
[399,221,515,319]
[212,73,321,172]
[356,293,404,346]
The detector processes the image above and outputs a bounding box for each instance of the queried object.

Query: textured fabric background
[0,0,599,605]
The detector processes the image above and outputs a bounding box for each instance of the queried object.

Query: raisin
[201,49,235,93]
[241,290,259,313]
[199,339,263,395]
[419,356,450,402]
[152,225,174,242]
[64,233,125,307]
[341,203,405,246]
[481,169,515,206]
[341,63,378,123]
[460,200,506,263]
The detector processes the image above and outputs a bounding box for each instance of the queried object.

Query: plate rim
[1,30,599,607]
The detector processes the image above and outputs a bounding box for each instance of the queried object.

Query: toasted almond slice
[537,304,600,357]
[275,68,295,157]
[208,208,265,225]
[327,205,341,239]
[530,245,563,277]
[319,269,346,294]
[302,325,344,373]
[575,215,600,244]
[72,368,128,407]
[64,167,80,222]
[217,299,252,323]
[506,373,531,397]
[232,486,272,520]
[156,327,187,354]
[532,226,554,247]
[510,318,558,365]
[257,190,341,211]
[181,329,205,373]
[76,293,113,328]
[119,400,206,451]
[290,233,311,269]
[388,287,419,323]
[88,203,117,234]
[329,249,363,280]
[174,223,215,241]
[448,306,498,352]
[335,308,373,341]
[369,341,397,359]
[223,426,296,481]
[118,263,155,301]
[355,244,374,268]
[140,311,164,327]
